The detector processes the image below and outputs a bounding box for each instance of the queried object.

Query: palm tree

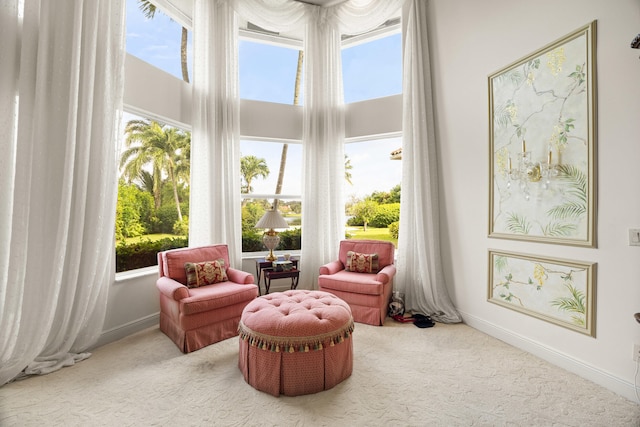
[345,154,353,185]
[137,0,189,83]
[273,50,304,209]
[241,155,270,194]
[121,119,190,221]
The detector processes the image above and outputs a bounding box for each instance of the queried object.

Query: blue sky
[125,0,402,200]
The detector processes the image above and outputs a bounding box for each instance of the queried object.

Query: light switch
[629,229,640,246]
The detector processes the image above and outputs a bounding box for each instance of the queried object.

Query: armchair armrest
[319,260,344,276]
[227,267,254,285]
[375,264,397,284]
[156,276,189,301]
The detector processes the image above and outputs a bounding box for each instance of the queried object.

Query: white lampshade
[255,209,289,230]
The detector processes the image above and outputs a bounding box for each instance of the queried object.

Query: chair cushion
[318,270,384,296]
[345,251,379,273]
[180,282,258,316]
[185,259,228,288]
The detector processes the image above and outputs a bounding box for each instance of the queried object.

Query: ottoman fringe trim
[238,318,354,353]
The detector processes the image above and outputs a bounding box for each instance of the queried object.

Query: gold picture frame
[488,250,596,337]
[488,21,597,247]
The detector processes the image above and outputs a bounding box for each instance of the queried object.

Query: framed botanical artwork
[488,21,597,247]
[488,250,596,337]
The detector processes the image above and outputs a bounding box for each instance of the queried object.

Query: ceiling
[295,0,347,6]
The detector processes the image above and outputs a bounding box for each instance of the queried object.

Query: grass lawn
[347,227,397,246]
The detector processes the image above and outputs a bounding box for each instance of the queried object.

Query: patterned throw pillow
[345,251,379,273]
[184,259,228,288]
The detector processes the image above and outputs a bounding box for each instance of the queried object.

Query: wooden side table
[263,268,300,295]
[255,257,299,295]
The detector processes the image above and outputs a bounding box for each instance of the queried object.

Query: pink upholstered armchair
[156,244,258,353]
[318,240,396,326]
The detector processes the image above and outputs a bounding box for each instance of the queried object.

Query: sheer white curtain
[0,0,126,386]
[298,6,346,288]
[300,0,406,287]
[396,0,461,323]
[190,0,243,265]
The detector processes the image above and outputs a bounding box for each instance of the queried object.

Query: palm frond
[494,256,508,273]
[543,221,577,236]
[546,202,586,221]
[556,164,588,204]
[493,105,512,129]
[551,284,585,315]
[506,212,531,234]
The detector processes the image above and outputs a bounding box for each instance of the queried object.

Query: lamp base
[262,233,280,262]
[265,250,277,262]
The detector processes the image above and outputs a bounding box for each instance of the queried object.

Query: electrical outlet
[634,344,640,361]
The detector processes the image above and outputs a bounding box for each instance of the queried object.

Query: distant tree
[369,184,401,204]
[241,155,270,194]
[345,155,353,185]
[351,200,378,231]
[121,119,191,222]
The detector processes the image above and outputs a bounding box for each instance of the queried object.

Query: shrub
[278,228,301,250]
[369,203,400,228]
[156,203,189,234]
[115,236,188,272]
[242,230,264,252]
[172,216,189,236]
[389,221,399,239]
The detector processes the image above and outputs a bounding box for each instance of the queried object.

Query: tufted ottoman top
[239,290,354,353]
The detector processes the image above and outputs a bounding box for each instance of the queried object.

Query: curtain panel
[396,0,461,322]
[0,0,126,386]
[190,0,243,265]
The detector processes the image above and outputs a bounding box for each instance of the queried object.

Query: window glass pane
[240,140,302,253]
[240,140,302,195]
[126,0,193,82]
[242,197,302,253]
[116,111,191,272]
[342,33,402,103]
[345,137,402,246]
[239,40,303,105]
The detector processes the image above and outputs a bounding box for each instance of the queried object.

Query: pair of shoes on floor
[392,314,415,323]
[412,313,435,328]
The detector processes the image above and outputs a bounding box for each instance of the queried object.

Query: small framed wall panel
[488,250,596,337]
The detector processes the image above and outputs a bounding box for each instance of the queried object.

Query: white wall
[428,0,640,400]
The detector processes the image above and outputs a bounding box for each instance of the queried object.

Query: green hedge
[115,236,188,272]
[242,228,302,253]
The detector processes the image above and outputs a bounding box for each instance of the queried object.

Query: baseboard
[460,311,638,402]
[92,313,160,350]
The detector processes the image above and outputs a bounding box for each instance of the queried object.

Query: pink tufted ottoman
[238,290,354,397]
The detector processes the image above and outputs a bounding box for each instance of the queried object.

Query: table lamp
[255,208,289,261]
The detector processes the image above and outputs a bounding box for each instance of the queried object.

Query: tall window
[239,34,304,255]
[342,28,402,246]
[116,112,191,273]
[117,1,192,273]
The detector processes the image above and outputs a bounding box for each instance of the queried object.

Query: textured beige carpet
[1,320,639,426]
